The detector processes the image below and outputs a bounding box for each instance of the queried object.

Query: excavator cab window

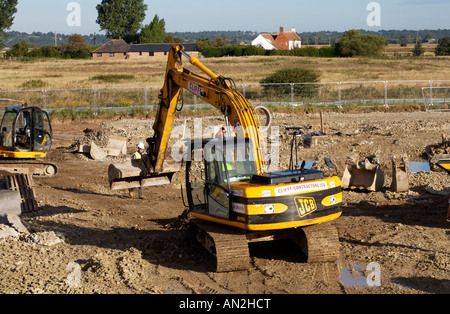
[187,148,207,210]
[1,111,15,149]
[32,109,52,152]
[14,110,32,150]
[202,138,257,219]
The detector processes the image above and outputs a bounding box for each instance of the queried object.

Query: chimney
[280,27,284,33]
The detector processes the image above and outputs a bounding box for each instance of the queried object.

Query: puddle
[339,264,368,287]
[165,285,188,294]
[409,161,431,173]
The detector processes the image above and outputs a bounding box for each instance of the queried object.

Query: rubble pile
[0,212,64,246]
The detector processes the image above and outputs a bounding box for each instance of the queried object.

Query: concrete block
[0,225,20,240]
[0,190,22,224]
[6,212,29,234]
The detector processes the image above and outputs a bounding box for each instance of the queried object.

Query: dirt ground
[0,110,449,295]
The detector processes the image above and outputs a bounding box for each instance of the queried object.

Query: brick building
[91,40,198,60]
[252,27,302,50]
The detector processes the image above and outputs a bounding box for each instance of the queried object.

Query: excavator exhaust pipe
[341,158,385,192]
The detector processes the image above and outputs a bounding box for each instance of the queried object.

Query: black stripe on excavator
[230,187,342,205]
[230,205,342,226]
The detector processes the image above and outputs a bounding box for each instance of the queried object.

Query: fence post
[429,81,433,107]
[93,88,98,113]
[242,84,246,98]
[338,83,342,108]
[384,81,388,107]
[42,89,47,109]
[290,83,294,104]
[144,87,148,108]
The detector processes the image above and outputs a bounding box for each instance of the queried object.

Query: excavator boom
[148,45,265,175]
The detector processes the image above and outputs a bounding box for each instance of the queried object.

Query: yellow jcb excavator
[0,101,58,177]
[108,45,343,272]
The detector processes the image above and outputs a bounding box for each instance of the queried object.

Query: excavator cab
[0,104,57,177]
[185,137,257,219]
[0,104,53,158]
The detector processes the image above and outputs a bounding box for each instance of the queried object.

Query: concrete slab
[0,190,21,224]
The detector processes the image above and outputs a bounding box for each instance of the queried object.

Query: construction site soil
[1,110,449,295]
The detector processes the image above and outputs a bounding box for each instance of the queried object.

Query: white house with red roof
[252,27,302,50]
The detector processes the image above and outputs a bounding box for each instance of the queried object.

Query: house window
[139,52,142,56]
[149,52,154,57]
[97,53,102,57]
[109,53,115,57]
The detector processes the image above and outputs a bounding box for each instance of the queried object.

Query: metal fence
[422,86,450,112]
[1,79,449,115]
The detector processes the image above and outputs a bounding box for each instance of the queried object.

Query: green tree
[435,37,450,56]
[164,33,183,44]
[61,34,91,58]
[195,38,211,52]
[413,41,425,57]
[96,0,147,42]
[336,30,388,57]
[0,0,18,48]
[8,40,31,57]
[211,36,227,47]
[139,15,166,43]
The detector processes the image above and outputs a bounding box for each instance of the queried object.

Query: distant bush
[4,34,92,60]
[27,45,62,58]
[202,45,266,57]
[201,45,339,58]
[260,68,321,98]
[318,46,339,57]
[20,79,47,89]
[435,37,450,56]
[90,74,135,83]
[336,30,387,57]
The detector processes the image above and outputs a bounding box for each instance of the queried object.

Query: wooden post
[320,111,325,134]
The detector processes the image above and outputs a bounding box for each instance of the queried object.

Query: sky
[9,0,450,35]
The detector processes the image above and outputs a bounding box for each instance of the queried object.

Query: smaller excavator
[0,101,58,177]
[108,45,343,272]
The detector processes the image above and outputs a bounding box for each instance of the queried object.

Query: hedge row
[201,45,339,58]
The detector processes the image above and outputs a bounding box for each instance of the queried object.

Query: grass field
[1,49,449,92]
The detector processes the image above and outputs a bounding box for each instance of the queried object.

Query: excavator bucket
[391,156,409,192]
[108,156,179,191]
[341,158,385,192]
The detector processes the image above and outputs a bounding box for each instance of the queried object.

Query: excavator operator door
[185,138,257,220]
